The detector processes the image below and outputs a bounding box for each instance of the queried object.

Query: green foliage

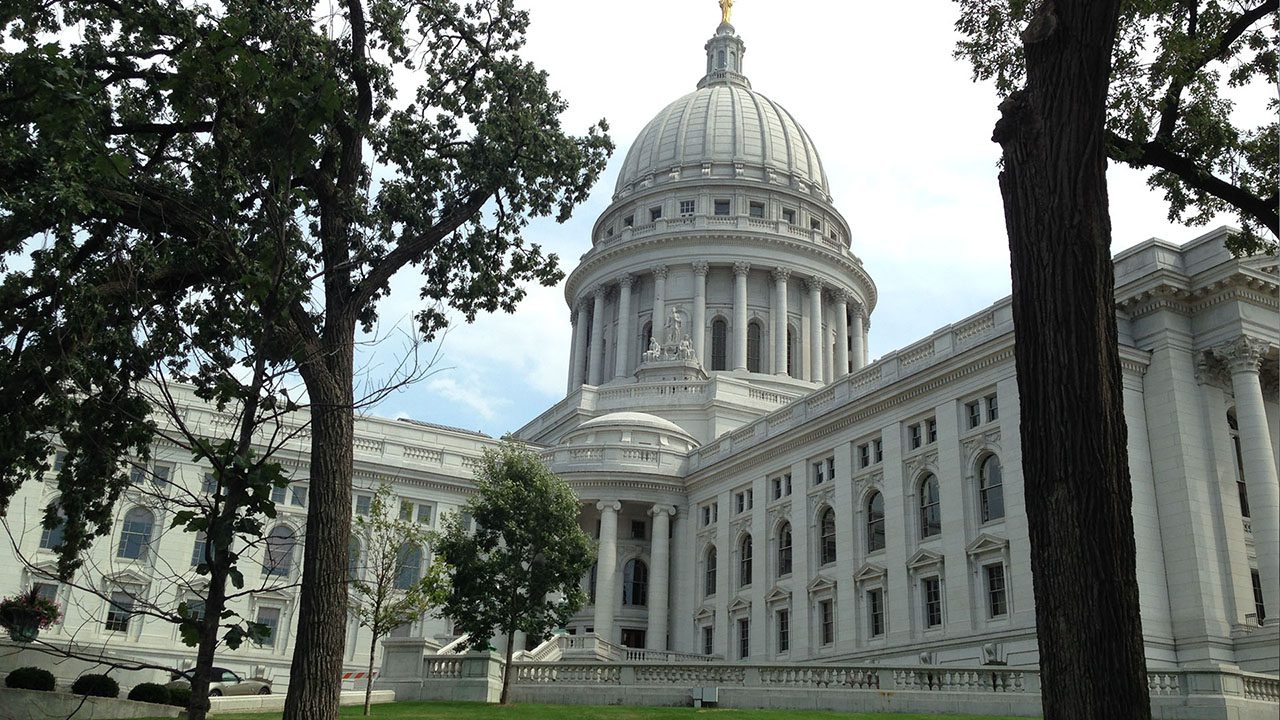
[5,666,55,691]
[433,442,595,652]
[349,484,444,640]
[168,686,193,707]
[954,0,1278,251]
[0,587,62,629]
[71,673,120,698]
[128,682,172,705]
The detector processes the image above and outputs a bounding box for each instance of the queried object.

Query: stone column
[614,275,634,379]
[807,278,824,382]
[850,305,866,371]
[652,265,668,334]
[733,262,750,371]
[1215,336,1279,618]
[772,268,790,376]
[833,290,850,378]
[692,262,709,363]
[587,286,607,386]
[571,300,591,390]
[593,500,621,643]
[647,505,674,650]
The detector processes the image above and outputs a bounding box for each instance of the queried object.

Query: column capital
[692,261,710,277]
[831,288,849,304]
[590,284,608,300]
[1213,335,1270,374]
[596,499,622,513]
[771,266,791,283]
[732,261,751,277]
[804,276,824,293]
[651,264,669,280]
[648,504,677,519]
[617,273,635,289]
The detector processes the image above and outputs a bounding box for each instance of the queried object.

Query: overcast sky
[364,0,1247,437]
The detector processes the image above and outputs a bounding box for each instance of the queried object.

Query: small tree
[348,484,442,716]
[432,442,594,705]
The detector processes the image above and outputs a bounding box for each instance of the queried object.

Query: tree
[956,0,1278,254]
[0,3,611,718]
[348,484,443,716]
[432,442,594,705]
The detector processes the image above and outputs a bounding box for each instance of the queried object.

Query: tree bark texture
[991,1,1151,719]
[500,626,516,705]
[283,345,355,720]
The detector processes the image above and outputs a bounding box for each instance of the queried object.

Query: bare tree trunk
[992,2,1151,719]
[283,342,355,720]
[499,625,516,705]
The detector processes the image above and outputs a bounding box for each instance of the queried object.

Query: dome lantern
[699,21,750,90]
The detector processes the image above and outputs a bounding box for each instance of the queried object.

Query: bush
[168,686,192,707]
[127,682,171,704]
[71,673,119,698]
[5,666,55,691]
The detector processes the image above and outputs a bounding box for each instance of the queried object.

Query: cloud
[424,376,507,422]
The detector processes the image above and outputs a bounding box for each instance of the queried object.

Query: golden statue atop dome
[719,0,734,24]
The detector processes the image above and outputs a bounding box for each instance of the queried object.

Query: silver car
[166,666,271,696]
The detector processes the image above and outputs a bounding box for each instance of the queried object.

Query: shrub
[168,686,192,707]
[5,666,55,691]
[127,682,171,704]
[71,673,119,698]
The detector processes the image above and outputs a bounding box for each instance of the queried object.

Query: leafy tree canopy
[955,0,1278,253]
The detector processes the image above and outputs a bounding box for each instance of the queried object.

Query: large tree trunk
[992,2,1151,719]
[283,344,355,720]
[186,575,225,720]
[499,625,516,705]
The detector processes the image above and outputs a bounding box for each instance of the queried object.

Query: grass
[141,700,1027,720]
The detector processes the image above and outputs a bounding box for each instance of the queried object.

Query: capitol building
[1,11,1277,717]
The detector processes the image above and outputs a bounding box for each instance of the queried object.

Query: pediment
[252,587,294,603]
[854,562,887,583]
[103,569,151,587]
[728,596,751,614]
[807,574,836,593]
[906,548,944,571]
[966,533,1009,557]
[26,560,61,580]
[764,586,791,605]
[693,606,715,621]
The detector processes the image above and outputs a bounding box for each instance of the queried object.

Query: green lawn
[144,700,1026,720]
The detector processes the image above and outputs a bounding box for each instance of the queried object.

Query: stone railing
[424,657,463,679]
[554,634,720,664]
[1244,672,1280,701]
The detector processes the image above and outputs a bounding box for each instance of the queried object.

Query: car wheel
[258,687,271,695]
[209,689,222,697]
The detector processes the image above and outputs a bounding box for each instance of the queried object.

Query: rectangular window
[873,439,883,463]
[400,500,414,521]
[702,626,714,655]
[714,199,732,216]
[770,473,792,500]
[858,443,870,468]
[417,504,433,525]
[270,484,287,504]
[749,201,766,218]
[810,218,822,231]
[819,599,835,645]
[129,465,146,485]
[289,486,307,507]
[738,618,750,659]
[105,591,134,632]
[1253,570,1267,623]
[623,214,634,227]
[53,451,67,472]
[777,609,790,653]
[153,464,171,485]
[986,394,999,421]
[813,457,833,485]
[354,494,372,517]
[33,582,58,603]
[966,401,982,429]
[868,588,884,637]
[735,491,746,514]
[923,577,943,628]
[772,477,782,500]
[986,564,1008,618]
[191,533,206,567]
[926,418,938,444]
[679,200,696,216]
[909,424,922,450]
[781,208,796,224]
[631,520,646,540]
[649,206,662,222]
[255,606,282,647]
[701,502,718,527]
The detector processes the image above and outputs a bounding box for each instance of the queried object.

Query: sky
[362,0,1250,437]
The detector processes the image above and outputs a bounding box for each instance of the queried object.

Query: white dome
[577,412,690,436]
[613,85,829,199]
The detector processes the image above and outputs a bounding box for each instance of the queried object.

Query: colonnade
[566,263,870,391]
[592,501,677,650]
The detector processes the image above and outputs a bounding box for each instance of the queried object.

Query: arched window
[640,321,653,364]
[746,322,762,373]
[39,502,65,551]
[717,49,726,68]
[623,559,648,606]
[819,508,837,565]
[867,491,886,552]
[117,508,155,560]
[919,474,941,538]
[979,456,1005,522]
[394,544,423,590]
[704,546,718,597]
[347,538,362,582]
[264,525,297,577]
[786,325,798,377]
[738,535,753,587]
[777,522,793,576]
[710,318,728,371]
